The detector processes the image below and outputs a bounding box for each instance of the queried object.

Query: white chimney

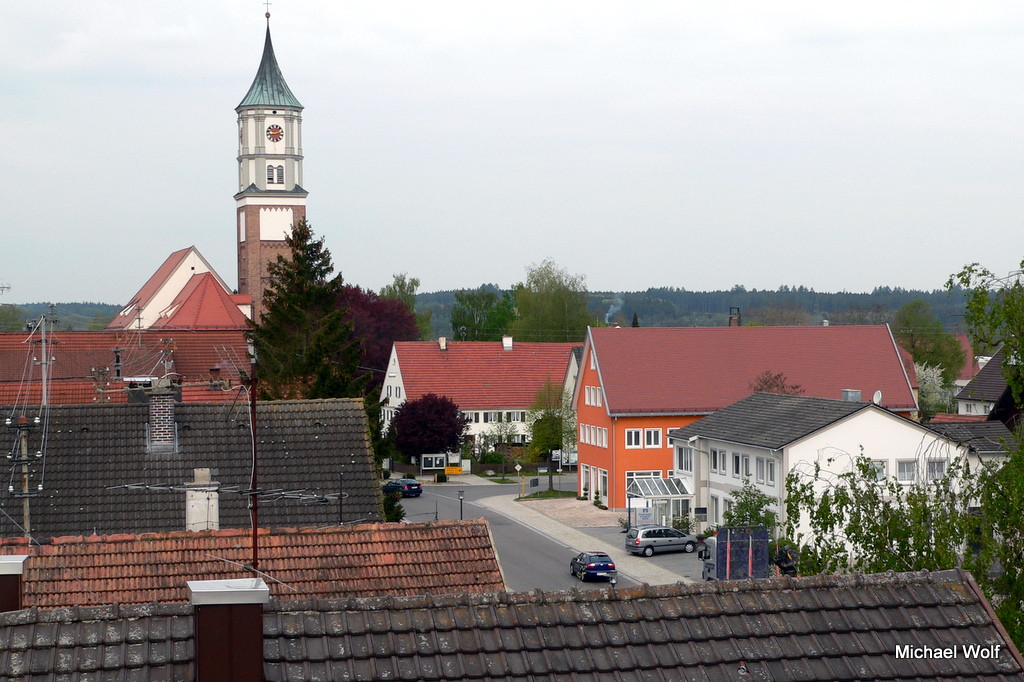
[438,336,447,351]
[502,336,513,351]
[186,468,220,532]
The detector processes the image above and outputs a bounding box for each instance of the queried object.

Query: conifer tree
[251,219,364,400]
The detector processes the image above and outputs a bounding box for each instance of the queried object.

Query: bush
[435,471,448,483]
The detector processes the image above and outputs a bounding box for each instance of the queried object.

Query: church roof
[149,272,250,330]
[238,24,302,109]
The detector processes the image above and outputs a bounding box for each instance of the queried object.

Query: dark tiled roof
[923,421,1015,460]
[0,400,379,537]
[0,521,504,607]
[589,325,918,414]
[669,392,870,449]
[957,348,1009,403]
[0,569,1020,680]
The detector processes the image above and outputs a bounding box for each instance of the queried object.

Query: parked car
[569,551,617,582]
[625,525,698,556]
[381,478,423,497]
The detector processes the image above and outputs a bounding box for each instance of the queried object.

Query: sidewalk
[440,475,696,585]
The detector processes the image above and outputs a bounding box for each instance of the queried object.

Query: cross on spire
[264,1,272,19]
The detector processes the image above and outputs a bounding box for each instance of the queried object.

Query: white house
[380,337,579,452]
[667,393,1005,538]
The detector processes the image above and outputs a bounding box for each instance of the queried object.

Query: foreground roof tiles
[0,569,1019,680]
[393,340,578,409]
[589,325,918,415]
[0,521,504,607]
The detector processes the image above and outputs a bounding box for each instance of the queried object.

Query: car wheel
[642,546,654,557]
[683,541,696,553]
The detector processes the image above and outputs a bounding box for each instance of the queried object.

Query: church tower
[235,14,307,321]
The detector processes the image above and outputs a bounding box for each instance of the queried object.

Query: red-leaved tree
[391,393,469,460]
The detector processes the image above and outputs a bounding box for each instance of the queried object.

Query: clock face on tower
[266,125,284,142]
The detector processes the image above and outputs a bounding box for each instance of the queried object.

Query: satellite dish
[872,390,882,405]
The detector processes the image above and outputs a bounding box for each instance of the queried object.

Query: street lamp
[458,489,465,520]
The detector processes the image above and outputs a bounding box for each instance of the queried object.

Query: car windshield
[626,529,638,539]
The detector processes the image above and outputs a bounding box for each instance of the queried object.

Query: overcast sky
[4,2,1024,304]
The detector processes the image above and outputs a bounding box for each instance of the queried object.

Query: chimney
[0,555,29,612]
[728,307,741,327]
[189,578,269,681]
[438,336,447,351]
[148,379,177,452]
[841,389,862,402]
[502,336,513,351]
[186,468,220,532]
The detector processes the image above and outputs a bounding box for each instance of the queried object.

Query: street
[399,484,698,591]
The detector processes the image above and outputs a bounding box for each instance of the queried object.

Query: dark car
[381,478,423,497]
[569,551,617,582]
[625,525,698,556]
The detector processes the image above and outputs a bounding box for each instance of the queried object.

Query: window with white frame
[897,460,916,483]
[599,427,608,448]
[581,464,591,496]
[927,459,947,481]
[678,446,693,473]
[710,448,722,475]
[645,428,662,448]
[766,459,776,485]
[626,429,643,448]
[599,469,608,498]
[733,453,741,478]
[743,455,751,478]
[710,495,720,525]
[756,457,765,484]
[580,424,586,444]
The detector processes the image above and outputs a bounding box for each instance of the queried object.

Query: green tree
[723,479,779,530]
[892,299,965,384]
[251,219,364,400]
[527,380,577,490]
[948,261,1024,402]
[450,287,515,341]
[510,259,593,342]
[380,272,432,340]
[783,451,980,576]
[0,305,25,331]
[382,491,406,523]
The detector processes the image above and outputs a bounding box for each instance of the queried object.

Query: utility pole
[247,338,259,571]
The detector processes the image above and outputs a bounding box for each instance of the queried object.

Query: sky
[4,2,1024,305]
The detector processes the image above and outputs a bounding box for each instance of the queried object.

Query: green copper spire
[238,24,302,109]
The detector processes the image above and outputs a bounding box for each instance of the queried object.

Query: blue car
[570,551,617,582]
[382,478,423,497]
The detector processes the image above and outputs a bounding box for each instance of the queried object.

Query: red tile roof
[0,521,504,607]
[589,325,918,415]
[0,329,249,404]
[393,340,578,409]
[149,272,250,329]
[956,333,981,381]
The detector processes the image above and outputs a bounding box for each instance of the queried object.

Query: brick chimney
[185,468,220,532]
[148,379,177,453]
[188,578,269,681]
[0,555,29,612]
[728,307,742,327]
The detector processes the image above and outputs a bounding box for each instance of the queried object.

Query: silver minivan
[625,525,699,556]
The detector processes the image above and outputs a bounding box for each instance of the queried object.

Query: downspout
[611,416,617,508]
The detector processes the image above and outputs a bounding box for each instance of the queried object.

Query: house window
[276,165,284,184]
[267,165,275,183]
[678,446,693,473]
[626,429,642,448]
[867,460,886,481]
[709,448,720,474]
[766,459,776,485]
[927,460,947,481]
[595,388,603,407]
[645,428,661,448]
[710,495,720,524]
[599,469,608,498]
[599,427,608,448]
[743,455,751,478]
[581,464,591,496]
[756,457,765,484]
[733,453,741,478]
[897,460,916,483]
[590,351,596,370]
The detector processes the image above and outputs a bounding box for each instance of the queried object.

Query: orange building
[574,325,918,511]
